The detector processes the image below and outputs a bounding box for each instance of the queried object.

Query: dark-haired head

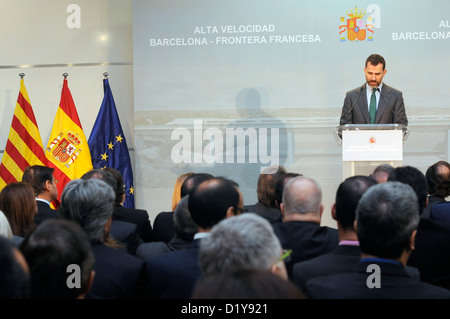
[188,177,241,230]
[335,175,377,230]
[365,53,386,70]
[388,166,428,213]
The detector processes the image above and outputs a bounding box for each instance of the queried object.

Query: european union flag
[88,77,135,208]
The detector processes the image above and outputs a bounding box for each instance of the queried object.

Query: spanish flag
[45,77,92,200]
[0,77,48,191]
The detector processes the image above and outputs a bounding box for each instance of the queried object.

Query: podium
[335,124,409,179]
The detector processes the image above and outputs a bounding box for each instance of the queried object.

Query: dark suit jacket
[407,217,450,290]
[304,260,450,299]
[272,221,339,280]
[110,220,142,256]
[86,243,148,299]
[34,200,59,225]
[113,205,154,242]
[339,83,408,127]
[429,201,450,224]
[145,239,202,299]
[421,195,447,219]
[293,244,362,292]
[293,244,420,293]
[136,235,192,260]
[244,201,282,224]
[152,211,174,244]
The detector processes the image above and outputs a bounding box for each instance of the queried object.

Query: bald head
[281,176,323,221]
[188,177,241,231]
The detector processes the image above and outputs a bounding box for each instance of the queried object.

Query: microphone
[347,85,364,114]
[378,88,394,115]
[378,88,406,136]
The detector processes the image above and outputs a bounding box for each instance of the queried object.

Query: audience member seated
[273,176,338,279]
[388,166,429,215]
[0,235,30,298]
[387,165,450,289]
[244,165,286,224]
[0,181,37,246]
[145,177,242,299]
[152,172,210,243]
[171,172,195,210]
[59,178,148,299]
[305,182,450,299]
[422,160,450,218]
[293,175,377,292]
[369,163,394,183]
[81,169,142,255]
[20,219,95,299]
[22,165,59,225]
[192,269,305,299]
[430,201,450,224]
[199,213,289,280]
[274,172,302,212]
[103,167,154,243]
[386,165,450,291]
[136,195,197,260]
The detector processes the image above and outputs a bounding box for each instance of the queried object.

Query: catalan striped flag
[45,77,93,200]
[0,78,48,191]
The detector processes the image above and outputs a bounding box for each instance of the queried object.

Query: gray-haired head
[356,181,420,259]
[199,213,282,277]
[281,176,322,216]
[59,178,115,244]
[173,195,197,241]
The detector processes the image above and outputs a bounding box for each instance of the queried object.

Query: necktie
[369,88,377,124]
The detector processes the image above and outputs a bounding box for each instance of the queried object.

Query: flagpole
[103,72,109,78]
[63,73,68,79]
[19,73,25,79]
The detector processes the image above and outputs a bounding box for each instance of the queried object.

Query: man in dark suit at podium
[339,54,408,127]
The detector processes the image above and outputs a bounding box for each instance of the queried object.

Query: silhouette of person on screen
[224,87,288,191]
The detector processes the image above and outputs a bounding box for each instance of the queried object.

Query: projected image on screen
[132,0,450,217]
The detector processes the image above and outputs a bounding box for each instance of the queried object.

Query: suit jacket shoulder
[407,218,450,290]
[110,220,142,255]
[136,241,171,260]
[305,261,450,299]
[87,243,147,299]
[293,245,361,292]
[145,240,202,299]
[113,205,154,242]
[34,200,59,225]
[152,211,175,244]
[244,202,282,224]
[272,221,339,280]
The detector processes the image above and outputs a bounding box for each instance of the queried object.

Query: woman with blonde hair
[153,172,195,243]
[171,172,195,211]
